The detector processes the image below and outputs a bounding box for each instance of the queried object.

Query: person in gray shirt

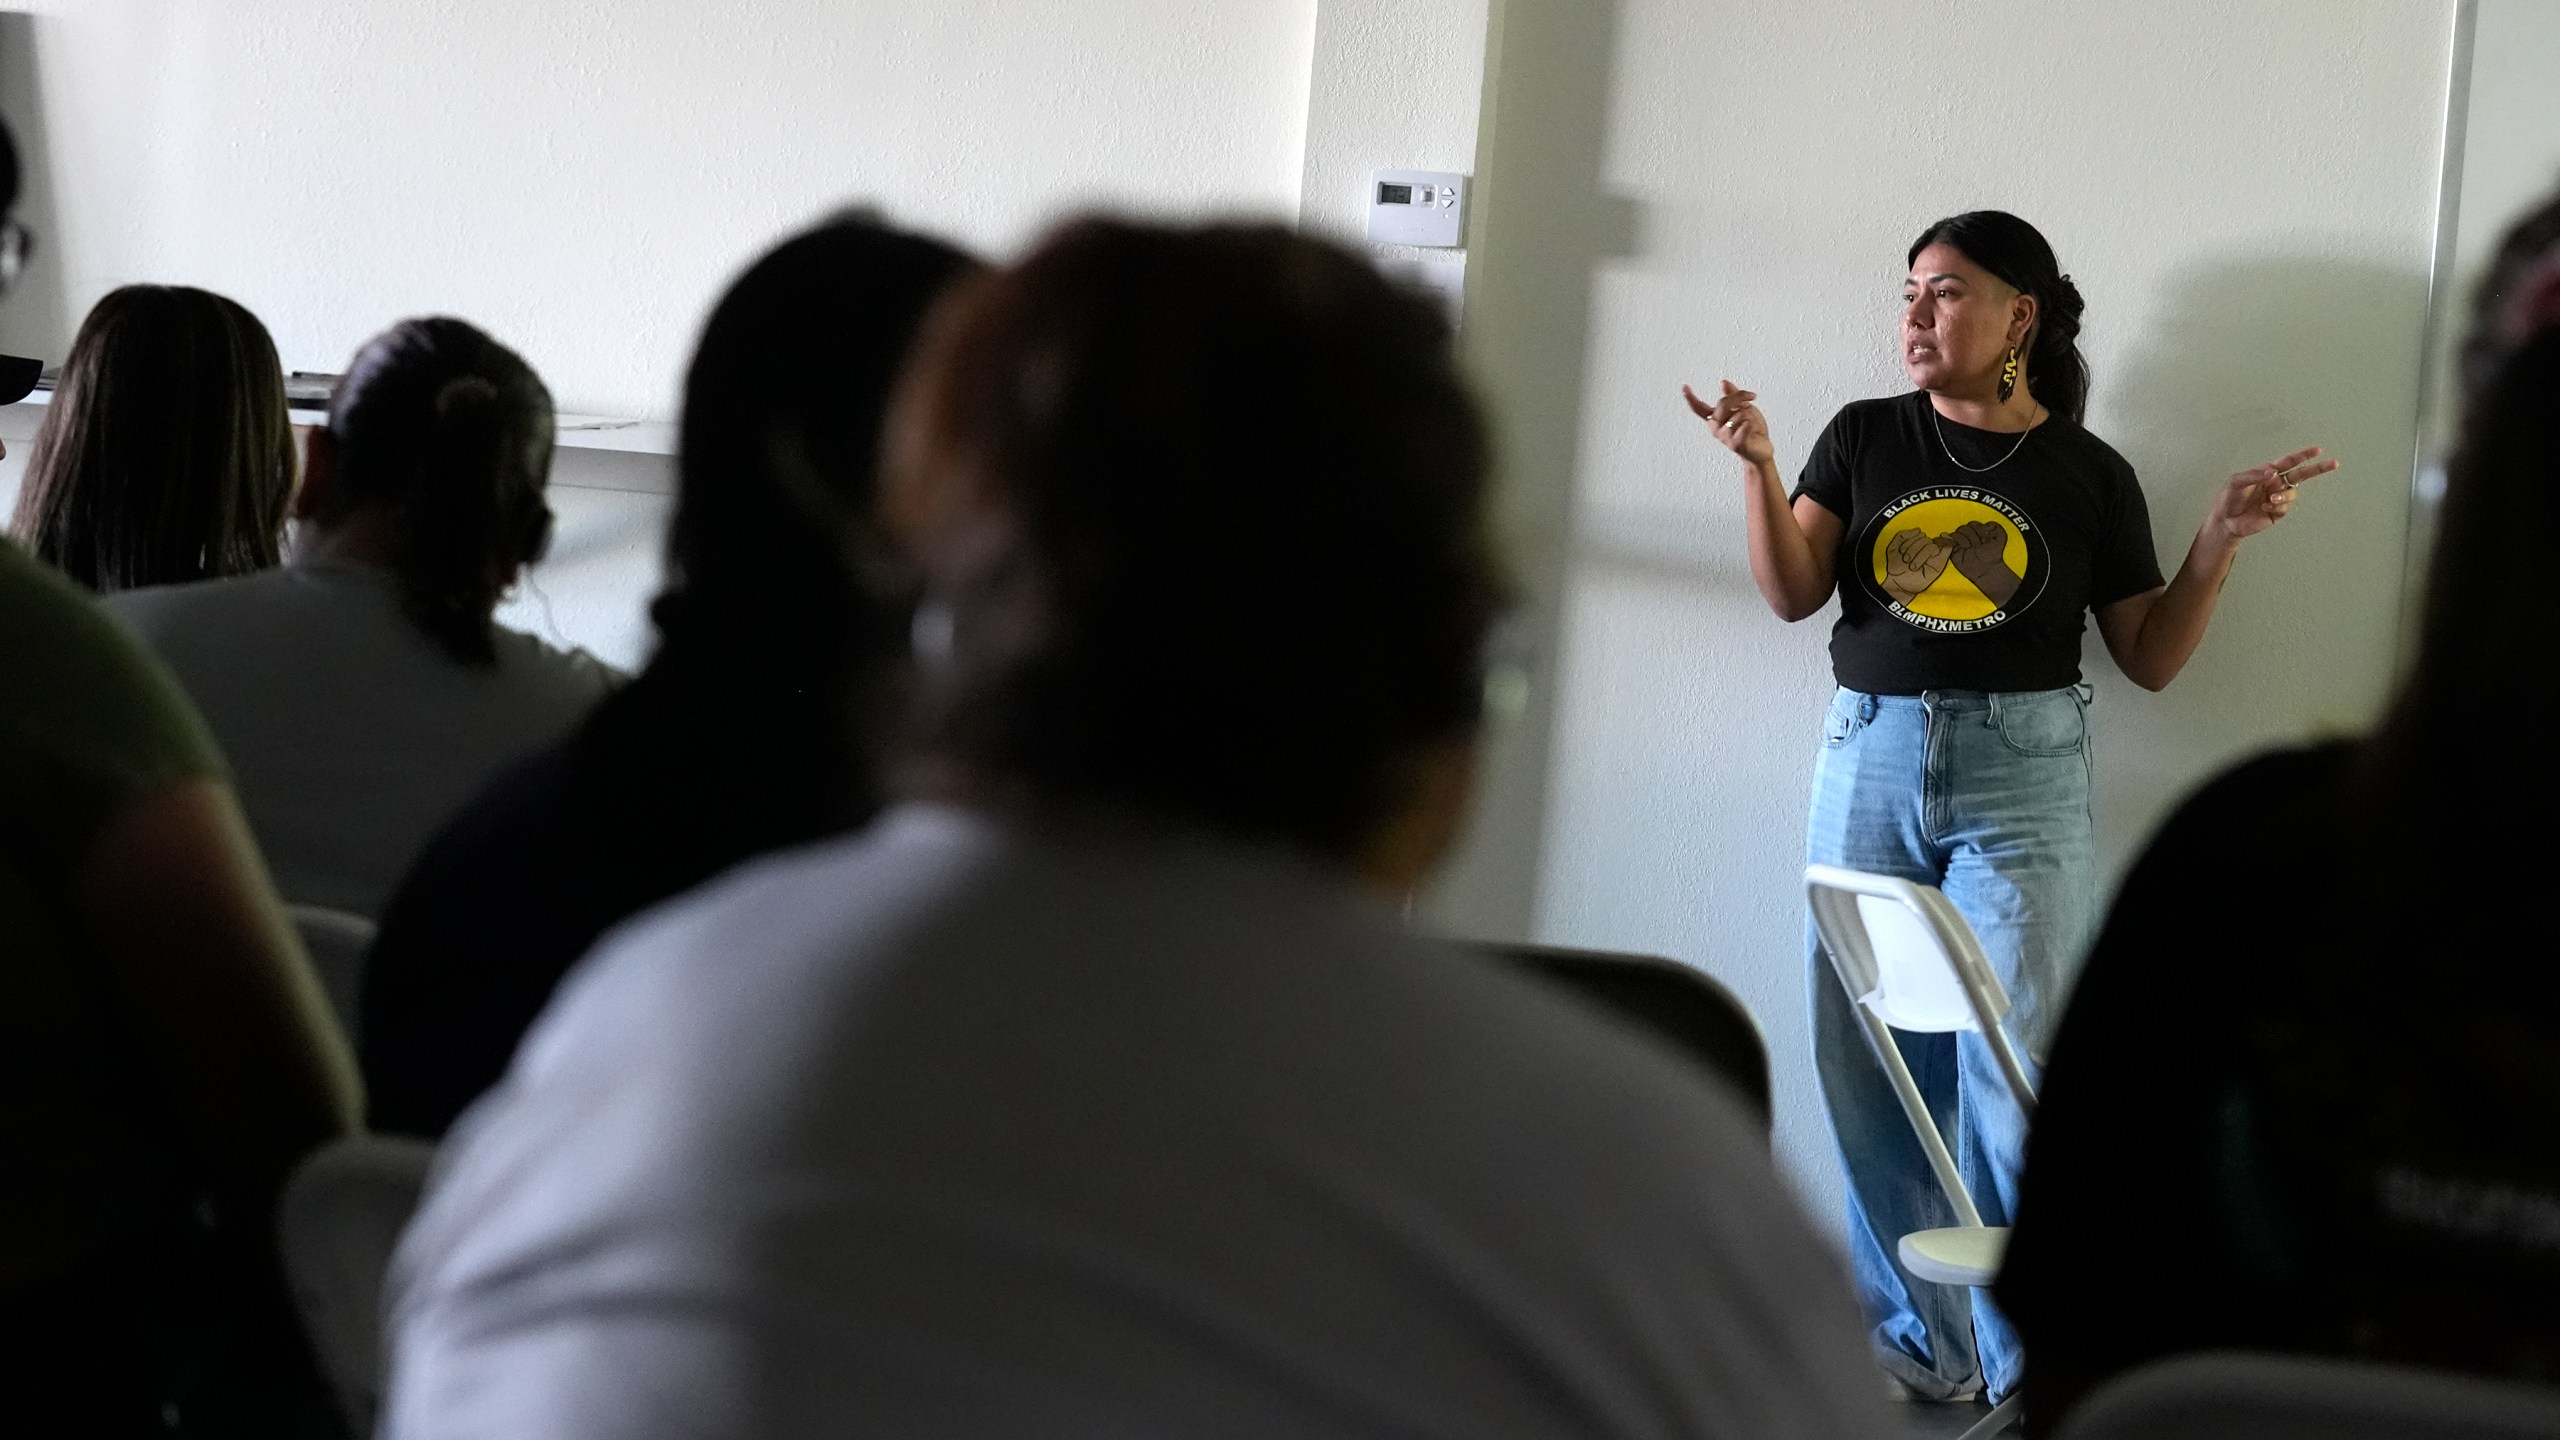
[110,318,616,916]
[383,221,1887,1440]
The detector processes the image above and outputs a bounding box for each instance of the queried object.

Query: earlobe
[2012,294,2039,346]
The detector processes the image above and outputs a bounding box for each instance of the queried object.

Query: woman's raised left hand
[2208,445,2339,543]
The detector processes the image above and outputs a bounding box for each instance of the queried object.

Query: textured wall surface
[1463,0,2459,1215]
[0,0,1318,418]
[0,1,1318,667]
[1298,0,1487,246]
[2453,0,2560,283]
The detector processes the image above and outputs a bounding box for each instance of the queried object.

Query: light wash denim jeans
[1805,685,2096,1402]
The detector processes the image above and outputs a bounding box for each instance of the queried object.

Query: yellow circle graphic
[1869,497,2031,621]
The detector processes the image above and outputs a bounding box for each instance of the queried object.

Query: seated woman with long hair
[356,216,976,1137]
[107,319,617,916]
[11,284,295,591]
[1996,187,2560,1428]
[0,115,359,1440]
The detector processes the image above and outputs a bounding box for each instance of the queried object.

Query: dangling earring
[1997,345,2020,403]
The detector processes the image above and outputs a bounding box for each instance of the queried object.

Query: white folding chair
[277,1134,437,1436]
[1806,863,2039,1440]
[285,903,376,1038]
[2057,1352,2560,1440]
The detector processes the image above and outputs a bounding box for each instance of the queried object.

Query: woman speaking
[1681,210,2333,1405]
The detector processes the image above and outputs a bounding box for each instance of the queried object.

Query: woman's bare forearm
[1743,460,1832,620]
[2120,527,2239,690]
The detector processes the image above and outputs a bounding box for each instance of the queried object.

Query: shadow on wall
[2087,250,2427,877]
[1421,0,1641,943]
[0,13,72,361]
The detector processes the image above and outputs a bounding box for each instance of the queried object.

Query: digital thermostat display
[1366,169,1468,249]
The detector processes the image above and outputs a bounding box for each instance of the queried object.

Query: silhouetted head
[1905,211,2089,422]
[12,285,294,592]
[887,218,1503,879]
[2458,188,2560,411]
[2369,186,2560,835]
[305,317,555,665]
[657,214,979,655]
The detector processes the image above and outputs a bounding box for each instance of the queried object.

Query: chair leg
[1953,1391,2022,1440]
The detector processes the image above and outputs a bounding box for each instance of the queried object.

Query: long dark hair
[317,317,554,666]
[1908,211,2090,423]
[657,215,976,651]
[888,219,1500,858]
[571,215,976,894]
[12,285,294,591]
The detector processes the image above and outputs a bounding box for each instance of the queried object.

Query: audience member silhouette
[1998,186,2560,1427]
[109,317,616,917]
[0,114,361,1440]
[12,284,294,592]
[378,219,1890,1440]
[355,217,976,1137]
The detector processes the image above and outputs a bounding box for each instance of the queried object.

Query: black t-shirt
[1792,390,2164,694]
[362,641,881,1138]
[1998,741,2560,1428]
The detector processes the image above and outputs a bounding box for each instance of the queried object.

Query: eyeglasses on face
[0,220,32,297]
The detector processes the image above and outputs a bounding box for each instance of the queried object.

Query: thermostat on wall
[1367,169,1467,248]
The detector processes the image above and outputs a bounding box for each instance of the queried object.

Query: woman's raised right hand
[1681,379,1774,469]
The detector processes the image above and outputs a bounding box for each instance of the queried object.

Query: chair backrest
[286,903,376,1038]
[1471,942,1773,1134]
[2057,1352,2560,1440]
[1805,865,2009,1034]
[278,1134,437,1436]
[1807,863,2037,1123]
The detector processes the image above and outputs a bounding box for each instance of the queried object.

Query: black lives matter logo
[1858,486,2047,634]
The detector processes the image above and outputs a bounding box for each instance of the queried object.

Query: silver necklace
[1930,402,2039,473]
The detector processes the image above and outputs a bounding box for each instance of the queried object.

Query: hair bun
[2048,272,2086,322]
[434,373,502,416]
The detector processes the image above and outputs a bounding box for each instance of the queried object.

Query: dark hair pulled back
[658,214,977,653]
[1908,211,2090,423]
[320,317,554,665]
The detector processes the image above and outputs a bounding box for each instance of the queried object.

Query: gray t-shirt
[383,805,1890,1440]
[107,559,618,915]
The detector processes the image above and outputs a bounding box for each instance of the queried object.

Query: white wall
[2408,0,2560,523]
[0,0,1320,669]
[1452,0,2459,1215]
[1298,0,1488,247]
[2451,0,2560,300]
[0,0,1318,417]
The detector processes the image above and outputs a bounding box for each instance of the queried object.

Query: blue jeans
[1805,685,2096,1401]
